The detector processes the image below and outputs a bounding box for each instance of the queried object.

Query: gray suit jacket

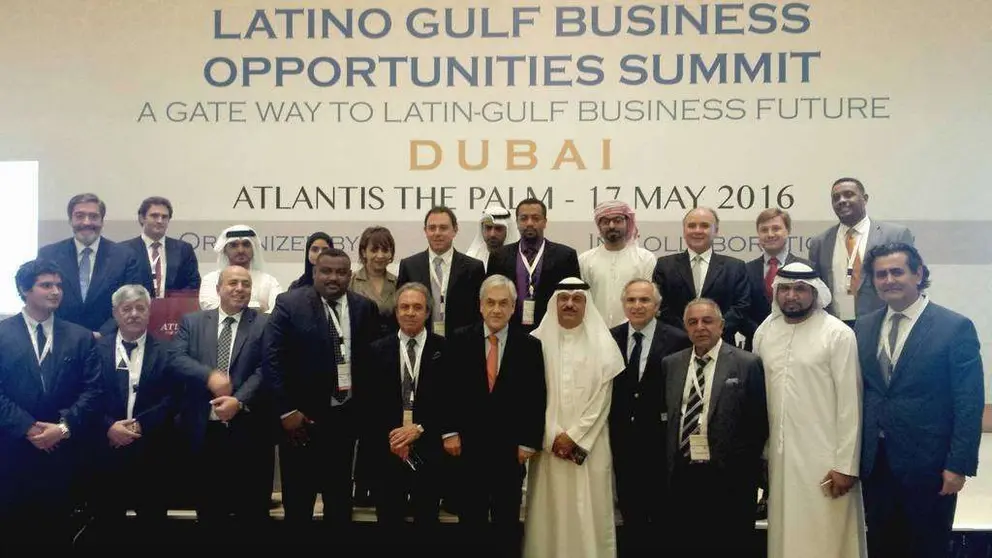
[808,220,914,317]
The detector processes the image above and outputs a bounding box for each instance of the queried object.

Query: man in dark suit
[397,206,485,337]
[856,243,984,558]
[487,197,581,332]
[86,284,177,544]
[264,247,379,542]
[171,265,272,546]
[445,275,546,558]
[122,196,200,298]
[743,208,810,349]
[38,193,151,334]
[609,279,691,557]
[652,207,750,343]
[364,282,449,552]
[663,298,768,557]
[0,259,100,553]
[808,177,914,324]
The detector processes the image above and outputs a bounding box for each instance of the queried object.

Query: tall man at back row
[122,196,200,298]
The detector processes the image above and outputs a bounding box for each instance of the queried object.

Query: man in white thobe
[464,206,517,271]
[579,201,656,328]
[199,224,283,313]
[524,277,625,558]
[754,263,866,558]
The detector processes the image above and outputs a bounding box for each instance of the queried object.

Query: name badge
[845,268,854,294]
[336,362,352,391]
[522,299,536,325]
[432,321,445,337]
[403,409,414,427]
[689,434,711,462]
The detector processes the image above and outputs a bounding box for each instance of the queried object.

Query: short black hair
[515,198,547,218]
[15,259,63,301]
[864,242,931,291]
[423,206,458,229]
[67,193,106,219]
[831,177,865,195]
[315,247,351,265]
[138,196,174,219]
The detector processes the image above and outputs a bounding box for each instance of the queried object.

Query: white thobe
[524,329,616,558]
[754,310,866,558]
[199,269,283,314]
[579,245,657,328]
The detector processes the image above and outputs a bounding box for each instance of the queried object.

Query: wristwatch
[57,421,70,440]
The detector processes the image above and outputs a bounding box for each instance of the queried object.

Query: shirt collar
[628,317,656,339]
[75,236,101,255]
[21,308,54,331]
[323,293,348,311]
[218,307,244,324]
[398,327,428,348]
[116,331,148,348]
[840,216,871,237]
[693,338,722,362]
[764,249,788,263]
[687,247,713,262]
[483,323,509,344]
[141,233,165,248]
[885,293,928,322]
[428,247,454,266]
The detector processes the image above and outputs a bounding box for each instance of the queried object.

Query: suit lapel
[707,344,733,424]
[820,226,839,291]
[890,304,934,386]
[87,241,112,302]
[13,315,46,394]
[164,238,179,289]
[312,291,334,364]
[133,337,159,411]
[45,319,74,392]
[701,255,725,296]
[859,311,886,389]
[675,252,695,295]
[229,309,254,373]
[447,252,463,296]
[666,350,692,424]
[59,240,84,301]
[201,310,219,369]
[644,324,669,383]
[858,223,884,292]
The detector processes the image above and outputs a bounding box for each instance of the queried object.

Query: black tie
[680,355,711,457]
[402,338,417,410]
[35,323,47,362]
[628,331,644,382]
[122,340,138,359]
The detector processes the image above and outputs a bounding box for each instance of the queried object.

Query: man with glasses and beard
[754,263,865,558]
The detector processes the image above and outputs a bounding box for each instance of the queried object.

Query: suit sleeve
[520,338,547,450]
[133,353,176,434]
[564,248,581,280]
[808,236,824,280]
[396,260,410,289]
[944,318,985,477]
[171,315,213,383]
[653,260,681,329]
[0,347,38,437]
[233,316,266,406]
[125,247,154,294]
[830,328,862,476]
[59,333,101,434]
[746,355,770,458]
[722,261,752,340]
[262,297,295,417]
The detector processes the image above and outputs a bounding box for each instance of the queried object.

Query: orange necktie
[845,229,861,295]
[487,334,498,392]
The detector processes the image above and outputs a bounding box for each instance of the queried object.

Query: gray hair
[112,284,151,308]
[683,297,723,322]
[620,278,661,305]
[682,206,720,228]
[396,282,433,316]
[480,275,518,307]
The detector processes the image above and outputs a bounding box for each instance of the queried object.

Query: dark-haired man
[122,196,200,297]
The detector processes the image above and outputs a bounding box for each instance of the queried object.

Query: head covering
[531,277,625,386]
[291,231,332,289]
[465,205,518,265]
[214,224,267,272]
[593,200,638,244]
[768,262,832,317]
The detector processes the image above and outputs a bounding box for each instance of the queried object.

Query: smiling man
[808,177,915,325]
[199,224,283,313]
[122,196,201,298]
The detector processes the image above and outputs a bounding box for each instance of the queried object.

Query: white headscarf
[465,206,518,266]
[768,262,832,317]
[531,277,625,387]
[214,224,268,272]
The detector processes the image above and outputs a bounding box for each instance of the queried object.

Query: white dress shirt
[678,339,722,436]
[142,233,167,297]
[831,216,870,320]
[22,309,54,364]
[75,236,102,283]
[626,318,657,381]
[687,247,713,296]
[878,294,929,366]
[116,332,147,420]
[398,327,428,387]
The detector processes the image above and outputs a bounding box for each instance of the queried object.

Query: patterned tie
[216,316,235,372]
[79,246,93,301]
[845,229,862,295]
[486,333,499,392]
[151,241,163,297]
[764,257,779,301]
[628,331,644,381]
[680,355,711,457]
[879,313,905,385]
[402,337,417,410]
[431,257,445,323]
[691,255,704,297]
[328,300,345,365]
[35,323,47,363]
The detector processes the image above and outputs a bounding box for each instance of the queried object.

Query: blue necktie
[79,246,93,301]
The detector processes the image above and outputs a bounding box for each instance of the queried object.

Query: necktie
[216,316,235,372]
[845,229,862,295]
[764,257,779,301]
[879,313,905,385]
[79,246,93,301]
[35,323,47,363]
[628,331,644,382]
[431,257,445,322]
[522,244,537,264]
[691,255,704,296]
[328,300,345,365]
[402,338,417,410]
[151,241,163,297]
[680,355,711,457]
[486,333,499,392]
[122,340,138,359]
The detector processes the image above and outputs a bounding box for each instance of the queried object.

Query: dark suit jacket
[88,332,176,441]
[743,252,810,346]
[397,249,485,335]
[663,343,768,484]
[486,239,581,331]
[0,315,99,501]
[808,220,914,317]
[856,302,984,480]
[264,288,379,424]
[364,332,448,465]
[170,308,267,450]
[38,237,151,333]
[652,251,750,342]
[122,236,201,296]
[446,323,546,459]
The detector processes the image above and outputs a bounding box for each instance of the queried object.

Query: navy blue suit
[38,237,151,333]
[122,236,201,297]
[856,301,985,558]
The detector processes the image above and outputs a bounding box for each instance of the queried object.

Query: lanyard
[325,300,349,361]
[689,357,709,434]
[400,338,420,390]
[518,240,546,298]
[115,337,141,390]
[845,227,866,271]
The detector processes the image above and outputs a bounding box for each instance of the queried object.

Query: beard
[781,303,815,320]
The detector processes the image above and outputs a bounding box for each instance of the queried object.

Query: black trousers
[613,433,666,557]
[374,447,441,554]
[87,442,168,547]
[668,458,758,557]
[863,439,957,558]
[0,447,75,554]
[458,450,526,558]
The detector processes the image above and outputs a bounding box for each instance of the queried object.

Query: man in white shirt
[199,224,283,313]
[807,177,914,325]
[464,206,518,271]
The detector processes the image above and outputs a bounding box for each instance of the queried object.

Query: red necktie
[764,257,779,301]
[486,334,498,392]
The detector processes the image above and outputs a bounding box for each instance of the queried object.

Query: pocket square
[431,351,441,360]
[725,377,740,386]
